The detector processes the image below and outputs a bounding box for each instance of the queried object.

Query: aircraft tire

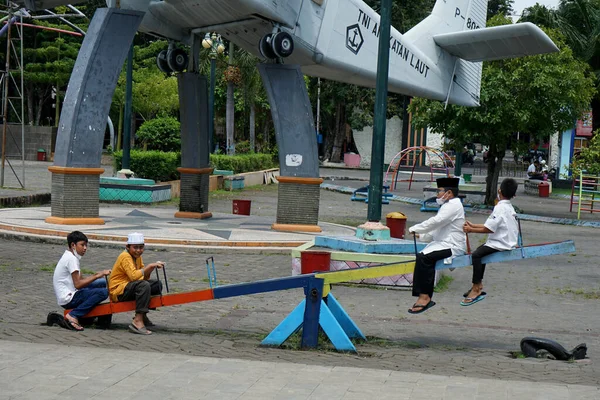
[167,48,188,73]
[157,50,172,74]
[259,34,276,60]
[272,32,294,58]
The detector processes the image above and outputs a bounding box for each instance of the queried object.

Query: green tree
[135,116,181,152]
[521,0,600,131]
[410,17,595,205]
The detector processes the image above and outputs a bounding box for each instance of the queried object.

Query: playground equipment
[385,146,454,191]
[570,171,600,219]
[61,240,574,352]
[350,184,393,204]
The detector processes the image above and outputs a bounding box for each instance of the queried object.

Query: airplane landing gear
[157,50,171,73]
[272,32,294,58]
[259,31,294,61]
[156,47,189,74]
[167,48,188,72]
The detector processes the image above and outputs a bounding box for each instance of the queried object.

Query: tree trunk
[330,102,346,163]
[116,103,123,151]
[485,147,505,205]
[26,85,34,125]
[35,94,44,126]
[226,82,234,155]
[249,102,255,152]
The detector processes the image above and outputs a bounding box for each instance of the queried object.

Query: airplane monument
[19,0,558,230]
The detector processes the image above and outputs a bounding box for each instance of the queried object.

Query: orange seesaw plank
[64,289,215,318]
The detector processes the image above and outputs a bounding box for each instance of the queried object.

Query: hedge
[113,150,277,182]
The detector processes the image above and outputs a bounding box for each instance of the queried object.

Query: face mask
[71,248,82,260]
[436,198,446,205]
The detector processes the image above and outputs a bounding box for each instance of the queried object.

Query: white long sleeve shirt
[409,197,467,259]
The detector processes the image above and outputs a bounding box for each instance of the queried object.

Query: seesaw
[62,240,574,353]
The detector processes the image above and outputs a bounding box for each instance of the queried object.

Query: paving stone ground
[0,194,598,387]
[0,164,598,396]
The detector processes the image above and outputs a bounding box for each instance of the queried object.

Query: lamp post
[202,33,224,153]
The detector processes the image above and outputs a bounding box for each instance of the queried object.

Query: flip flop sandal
[408,301,436,314]
[128,323,152,335]
[64,317,84,331]
[463,290,487,297]
[460,294,486,306]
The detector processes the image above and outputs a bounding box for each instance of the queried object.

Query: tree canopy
[410,16,596,204]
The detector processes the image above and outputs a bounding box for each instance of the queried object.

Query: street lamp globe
[202,33,212,49]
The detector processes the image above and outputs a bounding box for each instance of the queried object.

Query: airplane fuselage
[124,0,472,105]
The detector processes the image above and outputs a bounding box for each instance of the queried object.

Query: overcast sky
[511,0,560,16]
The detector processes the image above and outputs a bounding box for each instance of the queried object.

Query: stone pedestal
[175,167,212,219]
[272,176,323,233]
[46,166,105,225]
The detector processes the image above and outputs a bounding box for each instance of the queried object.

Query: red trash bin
[300,251,331,274]
[538,182,550,198]
[232,199,251,215]
[386,212,407,239]
[37,149,46,161]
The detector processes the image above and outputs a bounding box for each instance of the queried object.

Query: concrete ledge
[45,217,105,225]
[174,211,212,220]
[315,235,426,254]
[272,223,322,233]
[0,193,50,207]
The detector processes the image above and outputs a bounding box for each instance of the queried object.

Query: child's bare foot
[64,314,84,331]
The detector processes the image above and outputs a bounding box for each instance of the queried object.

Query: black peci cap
[436,177,460,189]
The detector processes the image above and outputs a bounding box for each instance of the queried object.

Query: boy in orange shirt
[109,232,164,335]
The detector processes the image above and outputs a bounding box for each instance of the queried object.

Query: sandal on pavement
[64,316,84,331]
[408,300,436,314]
[460,294,486,306]
[463,289,487,298]
[143,315,155,327]
[128,323,152,335]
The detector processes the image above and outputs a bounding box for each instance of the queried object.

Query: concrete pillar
[258,64,321,232]
[47,8,144,225]
[174,73,212,219]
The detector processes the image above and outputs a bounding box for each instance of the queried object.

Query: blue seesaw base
[261,293,366,352]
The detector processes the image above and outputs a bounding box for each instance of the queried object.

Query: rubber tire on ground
[167,48,188,73]
[259,34,276,60]
[271,32,294,58]
[156,50,172,74]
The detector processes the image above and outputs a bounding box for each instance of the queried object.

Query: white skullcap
[127,232,144,245]
[540,160,546,165]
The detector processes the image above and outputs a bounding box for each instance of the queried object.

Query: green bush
[136,117,181,152]
[210,153,276,173]
[113,150,181,182]
[235,140,251,154]
[113,151,276,181]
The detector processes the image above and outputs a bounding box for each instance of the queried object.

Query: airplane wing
[433,22,559,62]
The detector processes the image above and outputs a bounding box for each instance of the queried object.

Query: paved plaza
[0,162,599,399]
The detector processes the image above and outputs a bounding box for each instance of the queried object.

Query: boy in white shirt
[52,231,111,331]
[407,177,467,314]
[462,178,519,306]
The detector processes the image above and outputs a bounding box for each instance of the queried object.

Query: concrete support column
[273,177,323,232]
[175,73,211,220]
[175,167,213,219]
[46,167,105,225]
[48,8,144,223]
[258,64,321,232]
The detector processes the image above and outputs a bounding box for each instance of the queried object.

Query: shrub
[136,117,181,152]
[113,151,276,181]
[113,150,181,182]
[210,153,276,173]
